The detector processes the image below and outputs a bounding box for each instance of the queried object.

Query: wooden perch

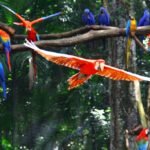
[0,25,149,52]
[0,22,15,35]
[133,35,148,52]
[14,25,119,40]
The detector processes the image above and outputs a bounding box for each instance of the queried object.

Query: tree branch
[0,25,149,52]
[0,22,15,35]
[13,25,119,40]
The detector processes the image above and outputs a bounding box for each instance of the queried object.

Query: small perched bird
[138,9,150,26]
[98,7,110,26]
[82,8,95,25]
[0,62,7,99]
[125,15,137,69]
[0,30,11,71]
[24,40,150,90]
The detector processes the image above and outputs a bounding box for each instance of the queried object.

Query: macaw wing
[0,4,26,23]
[24,40,93,70]
[31,12,62,25]
[138,15,146,26]
[82,14,88,24]
[89,12,95,25]
[96,64,150,81]
[0,63,5,82]
[126,20,130,36]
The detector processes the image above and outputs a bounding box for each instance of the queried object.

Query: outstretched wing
[96,64,150,81]
[0,4,26,23]
[31,12,62,25]
[24,40,94,70]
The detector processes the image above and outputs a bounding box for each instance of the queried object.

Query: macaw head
[94,59,105,71]
[144,9,150,16]
[84,8,90,17]
[99,7,107,15]
[23,20,32,31]
[129,15,135,20]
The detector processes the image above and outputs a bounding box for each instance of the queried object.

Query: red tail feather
[6,52,11,72]
[67,73,91,90]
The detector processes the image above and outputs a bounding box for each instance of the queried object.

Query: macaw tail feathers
[67,73,91,90]
[126,37,132,69]
[31,51,37,80]
[6,52,11,72]
[28,57,34,90]
[1,82,7,99]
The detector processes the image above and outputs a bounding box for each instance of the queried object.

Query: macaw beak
[99,62,105,71]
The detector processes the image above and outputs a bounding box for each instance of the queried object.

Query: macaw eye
[100,10,104,14]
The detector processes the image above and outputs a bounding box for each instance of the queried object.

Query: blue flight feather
[42,12,62,20]
[98,7,110,26]
[0,62,6,99]
[82,8,95,25]
[126,20,130,37]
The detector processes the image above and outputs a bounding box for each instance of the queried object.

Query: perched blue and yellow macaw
[0,30,11,72]
[125,16,137,69]
[138,9,150,26]
[98,7,110,26]
[82,8,95,25]
[0,62,7,99]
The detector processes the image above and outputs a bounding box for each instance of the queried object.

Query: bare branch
[13,25,119,40]
[0,25,149,52]
[133,35,147,52]
[0,22,15,35]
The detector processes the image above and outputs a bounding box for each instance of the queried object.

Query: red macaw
[0,4,61,79]
[0,30,11,72]
[126,16,137,69]
[136,128,149,150]
[24,40,150,90]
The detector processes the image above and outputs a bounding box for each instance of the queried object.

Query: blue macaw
[125,16,137,69]
[98,7,110,26]
[82,8,95,25]
[138,9,150,26]
[0,62,6,99]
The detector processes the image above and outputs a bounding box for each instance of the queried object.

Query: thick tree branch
[133,35,147,52]
[0,25,149,52]
[13,25,119,40]
[0,22,15,35]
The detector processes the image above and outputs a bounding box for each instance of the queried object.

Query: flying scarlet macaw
[24,40,150,90]
[125,15,137,69]
[82,8,95,25]
[0,4,61,79]
[0,62,7,99]
[138,9,150,26]
[98,7,110,26]
[0,29,11,72]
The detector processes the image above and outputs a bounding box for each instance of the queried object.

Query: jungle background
[0,0,150,149]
